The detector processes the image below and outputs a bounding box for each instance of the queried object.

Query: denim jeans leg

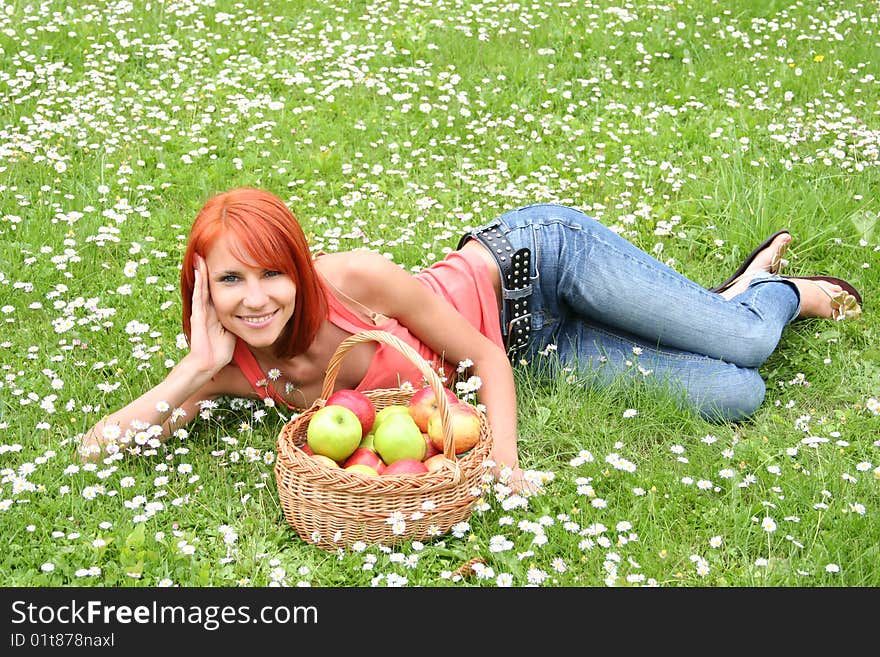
[536,318,770,421]
[488,204,801,421]
[496,204,800,367]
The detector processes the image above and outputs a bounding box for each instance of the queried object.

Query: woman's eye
[265,270,282,278]
[220,275,239,283]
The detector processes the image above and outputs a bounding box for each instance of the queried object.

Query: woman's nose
[242,280,269,308]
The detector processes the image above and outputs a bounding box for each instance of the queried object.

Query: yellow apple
[427,402,481,455]
[344,463,379,476]
[311,454,340,468]
[423,453,451,472]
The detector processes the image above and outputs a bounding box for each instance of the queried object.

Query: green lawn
[0,0,878,587]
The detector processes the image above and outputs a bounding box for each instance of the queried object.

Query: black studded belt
[458,224,532,356]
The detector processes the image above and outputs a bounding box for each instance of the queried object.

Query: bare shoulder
[316,249,404,290]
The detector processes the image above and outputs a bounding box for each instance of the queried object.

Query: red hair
[180,187,326,359]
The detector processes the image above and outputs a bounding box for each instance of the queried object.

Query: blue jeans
[485,204,801,422]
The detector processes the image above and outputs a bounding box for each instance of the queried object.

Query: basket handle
[320,330,457,461]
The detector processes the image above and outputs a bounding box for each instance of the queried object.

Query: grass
[0,0,878,587]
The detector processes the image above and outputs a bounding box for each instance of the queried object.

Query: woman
[79,188,863,488]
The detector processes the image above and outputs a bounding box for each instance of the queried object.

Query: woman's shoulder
[315,249,397,286]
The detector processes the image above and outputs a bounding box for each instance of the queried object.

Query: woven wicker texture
[274,330,494,551]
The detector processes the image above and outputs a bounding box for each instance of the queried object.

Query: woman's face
[204,235,297,350]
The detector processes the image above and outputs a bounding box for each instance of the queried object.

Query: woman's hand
[494,464,539,495]
[79,427,109,463]
[187,255,236,375]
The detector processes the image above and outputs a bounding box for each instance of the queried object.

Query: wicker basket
[274,330,494,551]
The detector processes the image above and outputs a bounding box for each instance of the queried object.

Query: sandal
[786,276,863,321]
[711,230,791,294]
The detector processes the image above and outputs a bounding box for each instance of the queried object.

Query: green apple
[306,404,362,462]
[373,404,411,429]
[359,431,376,452]
[373,413,426,465]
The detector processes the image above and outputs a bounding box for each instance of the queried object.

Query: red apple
[427,402,481,455]
[299,443,314,456]
[408,385,459,432]
[422,432,441,460]
[381,458,429,475]
[343,447,386,474]
[325,389,376,436]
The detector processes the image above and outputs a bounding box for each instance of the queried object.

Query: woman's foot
[787,277,863,321]
[718,232,792,300]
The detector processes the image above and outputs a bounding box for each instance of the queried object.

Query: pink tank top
[232,248,503,409]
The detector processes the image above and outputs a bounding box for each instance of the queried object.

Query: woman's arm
[337,251,522,476]
[80,255,238,462]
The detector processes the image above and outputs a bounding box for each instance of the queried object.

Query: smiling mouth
[238,310,278,325]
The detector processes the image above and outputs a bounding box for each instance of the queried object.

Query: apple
[423,432,441,460]
[408,385,459,432]
[373,404,410,429]
[427,402,481,455]
[381,458,429,475]
[306,404,362,462]
[325,389,376,436]
[359,432,376,452]
[311,454,340,468]
[343,447,386,474]
[424,453,451,472]
[344,463,379,476]
[299,443,314,456]
[373,413,426,465]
